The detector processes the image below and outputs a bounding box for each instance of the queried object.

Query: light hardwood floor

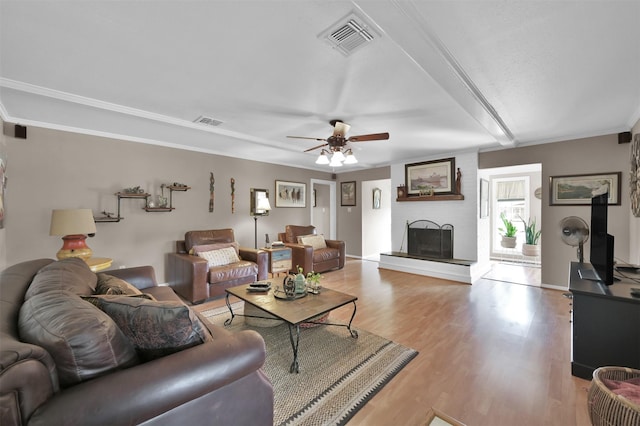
[199,259,591,426]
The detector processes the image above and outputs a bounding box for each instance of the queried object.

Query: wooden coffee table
[225,283,358,373]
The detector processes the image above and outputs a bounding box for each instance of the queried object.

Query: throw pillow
[90,296,213,361]
[197,247,241,267]
[26,257,98,300]
[191,241,239,256]
[297,234,327,250]
[19,291,139,388]
[96,273,143,295]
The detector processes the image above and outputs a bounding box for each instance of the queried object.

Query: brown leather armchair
[168,229,268,304]
[277,225,345,274]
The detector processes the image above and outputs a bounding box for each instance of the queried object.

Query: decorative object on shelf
[456,167,462,194]
[157,184,168,208]
[209,172,215,212]
[123,186,145,194]
[499,212,518,248]
[520,215,541,256]
[631,133,640,217]
[373,187,381,209]
[50,208,97,260]
[397,184,406,199]
[230,178,235,213]
[341,181,356,206]
[144,183,189,212]
[405,157,456,196]
[275,180,306,208]
[250,188,271,249]
[549,172,621,206]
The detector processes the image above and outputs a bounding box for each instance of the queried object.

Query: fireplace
[407,220,453,259]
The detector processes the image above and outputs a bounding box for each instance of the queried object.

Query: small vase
[501,236,517,249]
[522,243,540,257]
[294,273,306,294]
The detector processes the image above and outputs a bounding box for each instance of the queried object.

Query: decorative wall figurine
[209,172,215,212]
[456,168,462,195]
[230,178,235,213]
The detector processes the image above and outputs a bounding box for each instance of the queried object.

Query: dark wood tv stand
[568,261,640,379]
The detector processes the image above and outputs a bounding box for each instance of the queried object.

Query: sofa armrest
[284,243,314,275]
[107,265,158,290]
[167,253,209,303]
[239,248,269,281]
[27,330,268,426]
[325,239,346,269]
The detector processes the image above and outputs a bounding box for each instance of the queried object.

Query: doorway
[309,179,336,240]
[482,164,542,286]
[361,179,392,262]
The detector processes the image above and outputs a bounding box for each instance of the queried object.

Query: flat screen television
[590,192,614,285]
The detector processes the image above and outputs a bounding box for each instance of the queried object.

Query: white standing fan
[559,216,589,262]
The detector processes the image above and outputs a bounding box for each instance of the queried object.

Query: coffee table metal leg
[347,301,359,338]
[224,293,235,326]
[287,324,301,373]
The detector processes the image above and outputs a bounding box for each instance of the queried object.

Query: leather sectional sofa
[0,258,273,426]
[168,228,268,304]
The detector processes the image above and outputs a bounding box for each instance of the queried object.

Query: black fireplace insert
[407,220,454,259]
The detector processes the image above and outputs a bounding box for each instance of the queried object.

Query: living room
[1,1,640,425]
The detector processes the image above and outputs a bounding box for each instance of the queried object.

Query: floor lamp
[253,197,271,249]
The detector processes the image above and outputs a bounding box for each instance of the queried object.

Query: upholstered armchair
[168,229,268,304]
[277,225,345,274]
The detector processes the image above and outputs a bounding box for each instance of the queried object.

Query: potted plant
[499,212,518,248]
[519,215,541,256]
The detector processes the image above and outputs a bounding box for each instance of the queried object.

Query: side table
[85,257,113,272]
[263,247,292,276]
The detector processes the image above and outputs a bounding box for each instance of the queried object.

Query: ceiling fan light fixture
[332,150,345,162]
[343,150,358,164]
[329,155,343,167]
[315,152,330,165]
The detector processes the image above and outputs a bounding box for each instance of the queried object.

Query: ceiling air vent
[193,115,223,127]
[320,13,379,56]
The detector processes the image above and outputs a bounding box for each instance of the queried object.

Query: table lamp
[50,208,97,260]
[254,197,271,249]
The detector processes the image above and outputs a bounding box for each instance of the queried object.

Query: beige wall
[0,123,6,270]
[4,125,332,281]
[480,133,634,286]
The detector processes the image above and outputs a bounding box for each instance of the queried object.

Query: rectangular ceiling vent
[320,13,379,57]
[193,115,223,127]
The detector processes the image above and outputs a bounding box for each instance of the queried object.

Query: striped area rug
[199,303,418,426]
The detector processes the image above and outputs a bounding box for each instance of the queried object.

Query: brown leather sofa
[278,225,345,274]
[167,228,268,304]
[0,258,273,426]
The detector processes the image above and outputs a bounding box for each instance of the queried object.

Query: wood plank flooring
[197,259,591,426]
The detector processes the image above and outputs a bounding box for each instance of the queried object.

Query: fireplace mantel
[396,194,464,202]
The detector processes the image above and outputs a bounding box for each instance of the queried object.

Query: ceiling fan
[287,120,389,167]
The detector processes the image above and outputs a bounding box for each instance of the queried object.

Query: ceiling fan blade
[304,143,329,152]
[287,136,327,141]
[348,132,390,142]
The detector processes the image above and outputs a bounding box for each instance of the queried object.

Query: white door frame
[309,179,336,240]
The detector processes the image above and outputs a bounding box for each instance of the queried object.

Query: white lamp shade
[315,153,330,164]
[329,156,343,167]
[256,197,271,211]
[50,209,96,236]
[332,150,345,162]
[343,153,358,164]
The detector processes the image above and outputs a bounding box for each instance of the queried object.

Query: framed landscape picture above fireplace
[405,157,456,196]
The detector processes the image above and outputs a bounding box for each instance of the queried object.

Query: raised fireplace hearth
[407,220,453,259]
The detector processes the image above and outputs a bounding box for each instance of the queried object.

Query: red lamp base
[56,234,93,261]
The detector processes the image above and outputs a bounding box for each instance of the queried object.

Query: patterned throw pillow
[96,273,143,295]
[297,234,327,250]
[197,247,241,267]
[89,295,213,361]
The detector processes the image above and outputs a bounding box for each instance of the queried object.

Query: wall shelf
[396,194,464,202]
[94,184,190,222]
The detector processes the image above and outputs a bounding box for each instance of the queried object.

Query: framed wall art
[479,178,489,218]
[549,172,621,206]
[341,181,356,206]
[405,157,456,195]
[372,187,381,209]
[275,180,306,208]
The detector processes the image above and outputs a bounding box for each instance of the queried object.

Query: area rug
[198,303,418,426]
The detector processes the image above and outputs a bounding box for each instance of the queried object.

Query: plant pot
[501,236,517,248]
[522,243,540,257]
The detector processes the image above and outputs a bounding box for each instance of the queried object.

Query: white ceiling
[1,1,639,172]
